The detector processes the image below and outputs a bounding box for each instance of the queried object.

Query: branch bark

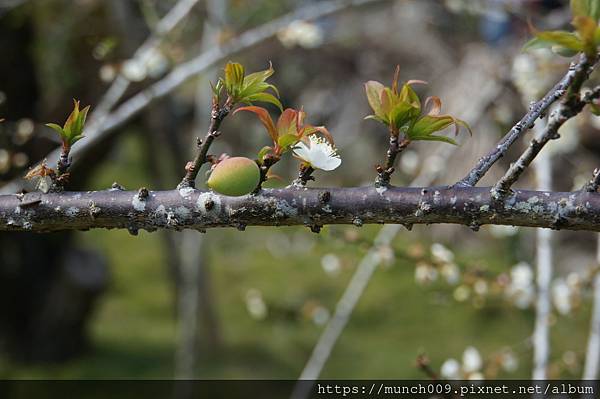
[3,186,600,233]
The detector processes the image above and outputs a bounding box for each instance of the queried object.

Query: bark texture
[3,186,600,233]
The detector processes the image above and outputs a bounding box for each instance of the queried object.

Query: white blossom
[278,20,324,49]
[552,278,572,315]
[415,263,438,285]
[441,263,461,285]
[321,253,341,277]
[501,350,518,373]
[245,289,268,320]
[440,358,461,379]
[462,346,483,373]
[293,136,341,171]
[431,243,454,263]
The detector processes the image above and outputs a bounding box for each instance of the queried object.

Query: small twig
[584,169,600,193]
[51,143,72,190]
[254,154,280,192]
[416,354,438,380]
[458,53,596,187]
[375,135,410,187]
[178,101,231,189]
[492,84,600,198]
[292,164,315,187]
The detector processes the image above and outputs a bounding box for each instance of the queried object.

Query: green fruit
[207,157,260,196]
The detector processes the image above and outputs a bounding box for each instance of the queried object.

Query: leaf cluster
[364,67,470,145]
[213,61,283,111]
[46,100,90,147]
[524,0,600,57]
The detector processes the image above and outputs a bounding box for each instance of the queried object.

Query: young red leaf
[234,106,278,142]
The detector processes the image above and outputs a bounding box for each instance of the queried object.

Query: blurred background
[0,0,599,381]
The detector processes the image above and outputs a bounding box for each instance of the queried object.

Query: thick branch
[458,54,595,187]
[3,186,600,233]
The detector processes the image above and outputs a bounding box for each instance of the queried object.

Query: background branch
[492,83,600,198]
[457,54,596,187]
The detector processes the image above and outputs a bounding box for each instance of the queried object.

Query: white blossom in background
[505,262,535,309]
[400,150,419,175]
[431,243,454,264]
[441,346,485,380]
[415,262,438,285]
[122,59,147,82]
[511,50,557,103]
[501,350,519,373]
[441,263,461,285]
[474,279,488,296]
[0,149,10,174]
[122,48,169,82]
[245,289,268,320]
[321,253,341,277]
[99,64,117,83]
[552,278,572,316]
[488,225,519,238]
[453,285,471,302]
[463,346,483,374]
[311,306,331,326]
[277,20,324,49]
[377,245,396,267]
[440,358,461,379]
[468,372,485,380]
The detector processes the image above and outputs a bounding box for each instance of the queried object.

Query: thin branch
[255,155,281,191]
[0,0,385,195]
[492,84,600,198]
[583,168,600,193]
[375,136,410,187]
[292,164,315,187]
[457,53,596,187]
[178,101,231,188]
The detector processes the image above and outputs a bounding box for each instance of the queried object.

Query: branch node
[137,187,149,200]
[88,201,101,219]
[111,182,125,191]
[309,224,322,234]
[352,217,363,227]
[319,191,331,204]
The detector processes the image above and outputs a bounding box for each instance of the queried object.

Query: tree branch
[178,102,230,189]
[492,84,600,198]
[457,54,596,187]
[3,186,600,233]
[375,135,410,187]
[584,168,600,193]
